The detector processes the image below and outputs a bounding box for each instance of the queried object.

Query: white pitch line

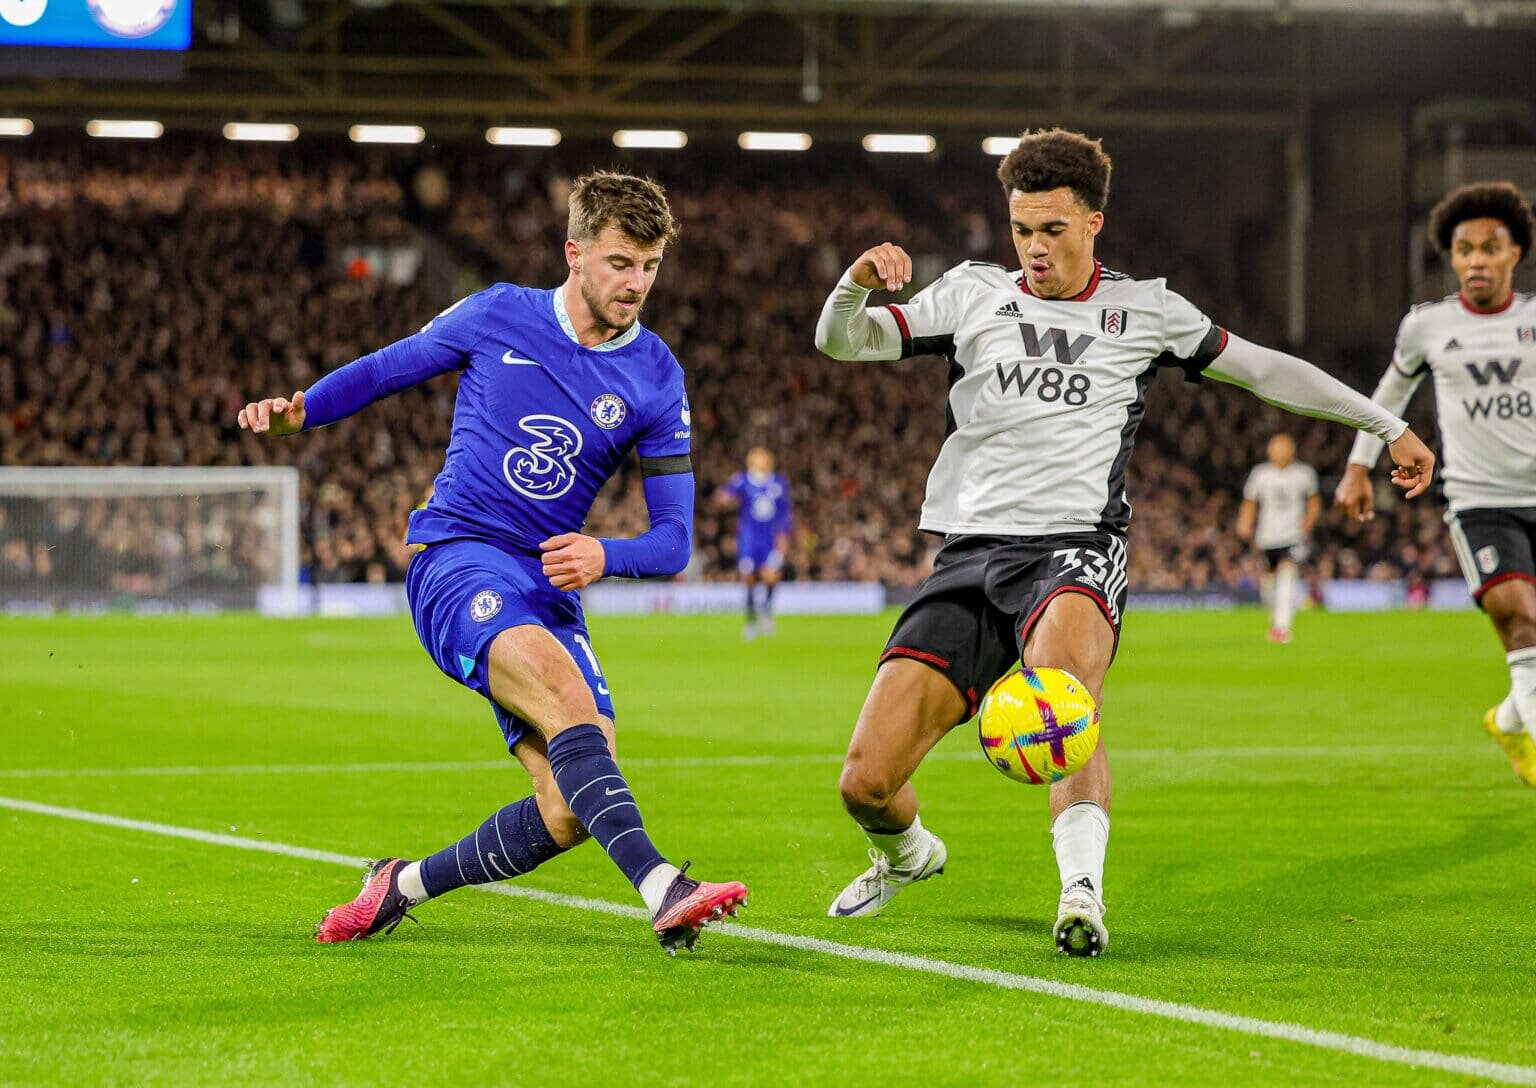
[0,744,1469,781]
[2,795,1531,1086]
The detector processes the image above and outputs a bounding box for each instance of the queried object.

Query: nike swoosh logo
[832,893,881,916]
[502,351,540,366]
[604,786,630,797]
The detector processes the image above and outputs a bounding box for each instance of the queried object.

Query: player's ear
[564,238,583,273]
[1087,211,1104,238]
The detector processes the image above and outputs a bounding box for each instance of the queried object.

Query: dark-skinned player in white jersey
[1337,181,1536,787]
[815,129,1436,956]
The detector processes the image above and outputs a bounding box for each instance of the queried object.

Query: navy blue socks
[418,795,566,898]
[546,723,667,889]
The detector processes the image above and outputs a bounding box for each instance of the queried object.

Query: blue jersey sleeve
[599,472,694,579]
[302,289,500,429]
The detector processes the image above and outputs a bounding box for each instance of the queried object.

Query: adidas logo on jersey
[995,300,1025,319]
[1444,338,1462,351]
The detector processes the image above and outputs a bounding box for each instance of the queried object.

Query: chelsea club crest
[470,589,503,623]
[590,393,627,430]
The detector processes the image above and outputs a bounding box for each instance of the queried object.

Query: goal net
[0,467,300,614]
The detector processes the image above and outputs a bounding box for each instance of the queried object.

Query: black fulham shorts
[1448,506,1536,605]
[1262,542,1309,571]
[881,532,1129,718]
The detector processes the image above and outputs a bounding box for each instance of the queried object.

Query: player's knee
[534,786,590,848]
[839,761,897,813]
[547,810,590,849]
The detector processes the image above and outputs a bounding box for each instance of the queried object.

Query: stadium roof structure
[4,0,1535,137]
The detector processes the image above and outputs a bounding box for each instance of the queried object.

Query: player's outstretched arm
[1335,362,1429,520]
[1206,333,1434,501]
[244,290,492,434]
[238,390,306,436]
[813,243,913,362]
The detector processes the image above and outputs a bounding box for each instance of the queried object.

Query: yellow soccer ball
[977,667,1099,785]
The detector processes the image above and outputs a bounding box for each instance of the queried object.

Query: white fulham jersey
[1350,292,1536,512]
[1243,461,1319,549]
[883,260,1227,536]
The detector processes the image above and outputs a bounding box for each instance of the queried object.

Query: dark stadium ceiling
[3,0,1535,136]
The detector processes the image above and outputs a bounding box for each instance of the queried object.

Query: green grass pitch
[2,608,1534,1086]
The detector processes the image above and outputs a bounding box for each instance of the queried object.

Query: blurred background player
[238,170,747,952]
[715,447,793,638]
[1338,181,1536,788]
[815,128,1435,956]
[1237,433,1320,643]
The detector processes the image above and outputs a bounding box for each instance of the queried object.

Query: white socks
[638,862,682,916]
[864,815,932,873]
[397,861,428,906]
[1501,647,1536,736]
[1052,801,1109,898]
[1273,563,1300,632]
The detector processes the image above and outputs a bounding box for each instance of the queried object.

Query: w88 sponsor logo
[995,362,1092,406]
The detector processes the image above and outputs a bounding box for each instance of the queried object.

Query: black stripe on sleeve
[640,453,693,478]
[1155,325,1228,384]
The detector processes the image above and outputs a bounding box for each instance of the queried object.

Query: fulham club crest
[1099,308,1128,338]
[1517,326,1535,344]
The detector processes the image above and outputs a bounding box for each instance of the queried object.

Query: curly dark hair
[1428,181,1533,264]
[997,129,1112,212]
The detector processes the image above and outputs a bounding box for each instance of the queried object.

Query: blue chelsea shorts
[405,538,614,752]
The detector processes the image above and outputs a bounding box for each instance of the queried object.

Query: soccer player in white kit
[1237,433,1320,643]
[1337,181,1536,788]
[815,128,1436,956]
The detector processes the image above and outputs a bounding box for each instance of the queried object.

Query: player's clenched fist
[541,532,607,591]
[238,390,307,436]
[1386,428,1435,500]
[849,243,913,294]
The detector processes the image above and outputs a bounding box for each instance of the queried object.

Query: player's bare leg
[1022,592,1115,955]
[828,659,963,916]
[1481,579,1536,787]
[757,566,782,636]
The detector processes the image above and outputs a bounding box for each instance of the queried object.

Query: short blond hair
[568,170,680,247]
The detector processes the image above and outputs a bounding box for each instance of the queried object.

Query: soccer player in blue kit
[238,171,748,954]
[716,447,793,637]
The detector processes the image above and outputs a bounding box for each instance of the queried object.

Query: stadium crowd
[0,137,1455,596]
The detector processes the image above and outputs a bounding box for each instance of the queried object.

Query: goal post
[0,466,300,614]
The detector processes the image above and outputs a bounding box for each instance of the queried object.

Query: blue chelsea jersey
[724,471,792,542]
[405,284,692,553]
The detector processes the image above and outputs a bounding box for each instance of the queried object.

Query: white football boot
[1054,876,1108,957]
[826,835,947,918]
